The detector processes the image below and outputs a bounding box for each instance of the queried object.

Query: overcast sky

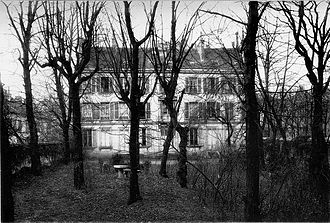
[0,1,312,97]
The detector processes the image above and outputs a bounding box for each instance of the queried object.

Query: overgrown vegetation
[11,143,64,175]
[175,140,329,222]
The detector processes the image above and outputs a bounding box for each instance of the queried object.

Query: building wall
[81,70,244,155]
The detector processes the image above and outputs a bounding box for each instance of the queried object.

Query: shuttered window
[185,77,202,94]
[189,128,198,146]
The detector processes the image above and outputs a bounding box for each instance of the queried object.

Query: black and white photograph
[0,1,329,222]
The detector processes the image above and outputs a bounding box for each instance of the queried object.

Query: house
[3,90,62,145]
[80,38,244,156]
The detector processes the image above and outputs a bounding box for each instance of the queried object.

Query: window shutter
[81,81,89,94]
[146,103,151,119]
[216,102,221,117]
[115,102,119,119]
[93,104,100,119]
[185,103,189,119]
[96,77,100,93]
[215,78,219,94]
[197,78,202,93]
[109,77,113,93]
[199,102,204,119]
[185,78,189,93]
[147,128,151,147]
[203,78,207,94]
[92,129,97,147]
[197,128,202,146]
[110,102,114,120]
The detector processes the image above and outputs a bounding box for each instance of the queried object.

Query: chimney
[197,33,205,62]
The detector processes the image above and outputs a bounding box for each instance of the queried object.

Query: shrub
[112,154,124,165]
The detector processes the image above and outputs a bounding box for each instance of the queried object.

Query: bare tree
[255,21,307,164]
[203,2,268,220]
[38,1,103,189]
[279,2,330,220]
[100,1,158,204]
[5,1,42,175]
[242,2,268,221]
[53,68,72,164]
[41,75,72,164]
[149,1,204,186]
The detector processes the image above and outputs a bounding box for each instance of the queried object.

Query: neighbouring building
[3,90,62,145]
[81,38,245,156]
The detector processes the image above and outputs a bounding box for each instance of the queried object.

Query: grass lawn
[13,160,221,222]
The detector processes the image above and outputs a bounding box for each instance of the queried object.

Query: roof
[87,45,243,73]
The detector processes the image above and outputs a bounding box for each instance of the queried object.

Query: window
[82,103,100,120]
[119,102,129,120]
[100,77,112,93]
[160,125,168,136]
[91,77,100,93]
[146,103,151,119]
[119,77,130,92]
[185,102,201,120]
[110,102,118,120]
[139,102,150,120]
[99,128,111,147]
[140,127,147,146]
[221,76,236,94]
[189,128,198,146]
[80,80,91,94]
[206,101,221,118]
[160,101,168,116]
[206,101,216,118]
[203,77,219,94]
[92,104,100,119]
[185,77,202,94]
[139,78,149,95]
[100,103,110,119]
[82,104,93,120]
[224,102,234,120]
[110,102,129,120]
[82,128,92,147]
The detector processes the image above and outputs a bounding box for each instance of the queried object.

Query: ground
[13,161,221,222]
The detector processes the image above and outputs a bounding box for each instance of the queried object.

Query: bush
[10,143,63,174]
[188,149,246,221]
[260,161,320,221]
[10,144,30,173]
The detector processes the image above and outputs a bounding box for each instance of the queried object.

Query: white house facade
[81,42,244,156]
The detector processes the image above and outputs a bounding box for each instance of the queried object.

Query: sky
[0,1,313,98]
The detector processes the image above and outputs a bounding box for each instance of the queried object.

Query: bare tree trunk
[159,121,175,178]
[71,83,84,189]
[23,50,42,176]
[5,0,41,176]
[1,84,15,222]
[128,102,142,204]
[62,124,71,164]
[243,2,261,221]
[176,126,189,188]
[127,45,142,204]
[54,70,71,164]
[310,85,329,221]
